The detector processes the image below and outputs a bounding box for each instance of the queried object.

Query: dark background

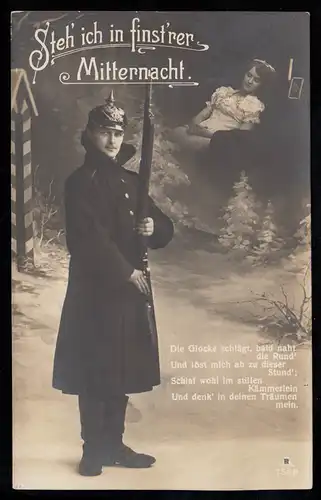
[11,11,310,232]
[2,8,318,498]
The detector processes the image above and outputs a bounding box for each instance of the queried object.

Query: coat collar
[82,139,136,177]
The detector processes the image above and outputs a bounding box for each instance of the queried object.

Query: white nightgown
[169,86,265,153]
[200,86,265,133]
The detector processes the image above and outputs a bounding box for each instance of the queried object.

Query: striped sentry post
[11,103,17,257]
[11,69,38,272]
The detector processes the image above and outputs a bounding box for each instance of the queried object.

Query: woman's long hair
[245,58,278,105]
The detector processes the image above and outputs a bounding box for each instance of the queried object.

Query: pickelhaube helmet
[87,90,128,132]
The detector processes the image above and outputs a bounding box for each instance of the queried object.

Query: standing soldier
[52,92,174,476]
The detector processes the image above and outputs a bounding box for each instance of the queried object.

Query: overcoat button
[129,210,134,216]
[125,193,129,199]
[121,178,125,183]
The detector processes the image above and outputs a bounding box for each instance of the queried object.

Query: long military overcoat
[52,142,174,397]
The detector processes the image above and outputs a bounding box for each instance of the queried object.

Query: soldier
[52,92,174,476]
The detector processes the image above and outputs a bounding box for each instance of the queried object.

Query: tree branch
[298,282,311,324]
[14,11,31,32]
[280,285,289,310]
[32,13,69,29]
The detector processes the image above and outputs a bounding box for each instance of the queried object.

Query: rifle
[135,83,157,341]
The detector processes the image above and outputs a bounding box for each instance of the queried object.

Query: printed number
[276,468,299,477]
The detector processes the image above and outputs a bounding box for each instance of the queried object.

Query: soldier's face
[88,127,124,158]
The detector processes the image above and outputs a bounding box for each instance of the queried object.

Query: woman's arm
[186,105,213,137]
[191,106,212,126]
[187,124,213,138]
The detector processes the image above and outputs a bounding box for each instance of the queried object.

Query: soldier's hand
[129,269,150,295]
[137,217,154,236]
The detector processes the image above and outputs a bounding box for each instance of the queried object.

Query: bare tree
[252,278,311,343]
[215,263,311,344]
[33,165,64,248]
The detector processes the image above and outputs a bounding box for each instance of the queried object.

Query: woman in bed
[169,58,276,154]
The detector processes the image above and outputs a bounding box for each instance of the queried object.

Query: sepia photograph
[11,11,311,490]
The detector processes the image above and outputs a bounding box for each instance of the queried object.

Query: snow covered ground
[12,242,312,490]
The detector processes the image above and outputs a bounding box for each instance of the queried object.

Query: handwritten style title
[29,17,209,86]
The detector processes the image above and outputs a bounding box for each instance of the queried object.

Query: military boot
[103,443,156,468]
[101,394,156,468]
[78,394,105,476]
[78,443,103,476]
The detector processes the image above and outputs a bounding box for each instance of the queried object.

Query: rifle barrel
[136,83,154,223]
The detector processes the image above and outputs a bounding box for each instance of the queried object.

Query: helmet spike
[87,90,127,131]
[106,90,115,104]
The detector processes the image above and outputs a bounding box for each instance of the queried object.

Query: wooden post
[11,104,18,260]
[11,69,38,272]
[11,98,34,271]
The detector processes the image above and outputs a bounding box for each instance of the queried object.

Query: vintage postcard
[11,11,311,490]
